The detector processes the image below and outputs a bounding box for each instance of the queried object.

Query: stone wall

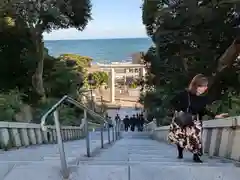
[149,116,240,161]
[0,122,85,150]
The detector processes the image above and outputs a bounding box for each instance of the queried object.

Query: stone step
[43,156,77,161]
[131,164,240,180]
[3,163,239,180]
[79,160,235,167]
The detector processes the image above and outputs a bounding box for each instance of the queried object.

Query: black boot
[177,145,183,159]
[193,154,202,163]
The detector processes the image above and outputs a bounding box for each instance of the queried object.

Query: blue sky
[43,0,147,40]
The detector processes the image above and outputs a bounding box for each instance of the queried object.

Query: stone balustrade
[0,122,85,150]
[149,116,240,161]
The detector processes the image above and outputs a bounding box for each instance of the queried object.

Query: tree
[59,54,92,70]
[141,0,240,125]
[0,16,36,92]
[0,0,92,101]
[88,71,109,89]
[44,57,83,98]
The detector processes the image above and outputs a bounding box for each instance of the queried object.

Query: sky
[43,0,147,40]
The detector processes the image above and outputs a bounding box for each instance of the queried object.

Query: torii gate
[98,64,146,103]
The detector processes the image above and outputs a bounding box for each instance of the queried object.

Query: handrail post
[117,122,120,138]
[119,121,121,136]
[112,126,115,142]
[119,122,121,136]
[115,124,118,140]
[107,125,111,144]
[100,126,104,148]
[53,110,69,179]
[84,109,90,157]
[117,122,119,139]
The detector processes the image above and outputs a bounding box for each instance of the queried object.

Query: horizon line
[44,37,150,41]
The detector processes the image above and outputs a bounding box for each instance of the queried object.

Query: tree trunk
[210,39,240,87]
[216,39,239,73]
[32,35,45,102]
[208,39,240,100]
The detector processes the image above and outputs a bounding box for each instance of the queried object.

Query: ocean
[44,38,152,63]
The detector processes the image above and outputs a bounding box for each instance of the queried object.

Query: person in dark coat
[107,116,113,128]
[130,114,137,131]
[139,114,145,131]
[123,115,130,131]
[136,113,140,131]
[168,74,228,163]
[115,114,121,124]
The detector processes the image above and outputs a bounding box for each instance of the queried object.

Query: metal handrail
[40,95,121,179]
[41,95,107,129]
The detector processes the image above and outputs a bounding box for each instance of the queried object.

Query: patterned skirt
[167,117,203,155]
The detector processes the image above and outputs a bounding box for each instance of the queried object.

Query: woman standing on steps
[167,74,228,163]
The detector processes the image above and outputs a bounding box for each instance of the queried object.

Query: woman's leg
[168,120,186,159]
[177,144,183,159]
[187,120,203,163]
[193,153,202,162]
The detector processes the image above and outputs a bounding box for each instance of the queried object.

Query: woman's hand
[215,113,229,119]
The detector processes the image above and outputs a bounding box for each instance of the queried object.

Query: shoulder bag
[174,92,194,128]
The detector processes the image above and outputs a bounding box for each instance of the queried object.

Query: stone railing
[149,116,240,161]
[0,122,85,150]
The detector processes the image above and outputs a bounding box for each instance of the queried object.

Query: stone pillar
[109,68,115,103]
[11,129,21,147]
[28,128,37,145]
[35,128,43,144]
[0,128,10,148]
[20,128,30,146]
[139,67,146,77]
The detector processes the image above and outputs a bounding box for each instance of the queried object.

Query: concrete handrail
[150,116,240,162]
[0,122,84,151]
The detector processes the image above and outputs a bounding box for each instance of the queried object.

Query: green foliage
[59,54,92,70]
[129,82,138,89]
[59,105,84,126]
[91,71,109,88]
[1,0,92,33]
[0,0,92,99]
[0,90,23,121]
[59,54,93,90]
[141,0,240,125]
[32,98,84,125]
[0,17,37,92]
[44,57,82,98]
[0,1,100,126]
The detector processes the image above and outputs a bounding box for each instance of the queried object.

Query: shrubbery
[0,90,23,121]
[91,71,109,89]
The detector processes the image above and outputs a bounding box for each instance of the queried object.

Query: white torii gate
[98,64,146,103]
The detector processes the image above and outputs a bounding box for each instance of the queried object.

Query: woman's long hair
[188,74,208,94]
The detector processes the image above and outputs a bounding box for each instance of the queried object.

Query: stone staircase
[0,131,112,180]
[74,132,240,180]
[1,131,240,180]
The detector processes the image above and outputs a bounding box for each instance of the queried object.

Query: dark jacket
[170,90,215,120]
[123,117,129,124]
